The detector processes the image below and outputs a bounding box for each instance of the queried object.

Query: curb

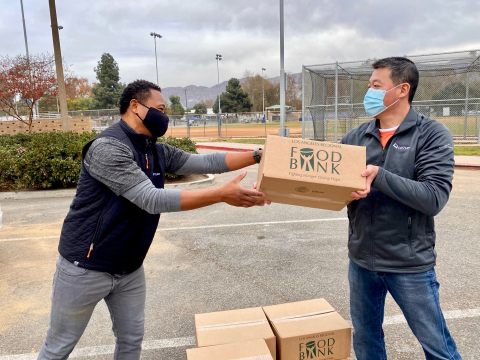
[196,145,253,152]
[164,174,216,189]
[0,174,216,201]
[455,163,480,170]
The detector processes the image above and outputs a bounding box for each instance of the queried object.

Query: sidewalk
[196,143,480,170]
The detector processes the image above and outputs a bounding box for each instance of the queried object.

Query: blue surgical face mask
[363,84,402,117]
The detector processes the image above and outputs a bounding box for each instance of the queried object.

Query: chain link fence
[302,49,480,143]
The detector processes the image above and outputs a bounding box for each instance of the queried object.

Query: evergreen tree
[193,103,207,114]
[167,95,185,115]
[213,78,252,113]
[92,53,125,109]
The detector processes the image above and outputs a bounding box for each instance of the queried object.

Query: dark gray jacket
[341,108,455,273]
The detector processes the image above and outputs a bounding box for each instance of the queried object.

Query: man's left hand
[350,165,379,200]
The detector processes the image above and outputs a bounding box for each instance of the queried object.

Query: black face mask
[135,102,169,138]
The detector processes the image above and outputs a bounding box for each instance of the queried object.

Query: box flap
[263,298,334,321]
[186,339,273,360]
[195,307,275,348]
[263,299,351,339]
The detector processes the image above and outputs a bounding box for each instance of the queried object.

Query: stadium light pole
[216,54,222,137]
[48,0,69,131]
[262,67,266,137]
[150,32,162,86]
[185,89,190,138]
[279,0,286,137]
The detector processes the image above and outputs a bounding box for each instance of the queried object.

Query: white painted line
[158,217,348,232]
[343,308,480,326]
[0,218,348,242]
[1,308,478,360]
[0,235,59,243]
[0,336,195,360]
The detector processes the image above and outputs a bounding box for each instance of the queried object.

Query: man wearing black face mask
[37,80,269,360]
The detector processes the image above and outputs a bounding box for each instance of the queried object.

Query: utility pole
[150,32,162,85]
[262,67,266,137]
[48,0,69,131]
[279,0,286,137]
[216,54,222,137]
[185,89,190,138]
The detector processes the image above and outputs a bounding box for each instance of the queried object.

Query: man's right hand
[220,171,267,207]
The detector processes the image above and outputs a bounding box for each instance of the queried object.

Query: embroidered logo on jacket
[393,143,410,150]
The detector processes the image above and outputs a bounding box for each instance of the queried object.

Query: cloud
[1,0,479,88]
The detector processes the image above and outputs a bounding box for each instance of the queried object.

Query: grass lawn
[454,146,480,156]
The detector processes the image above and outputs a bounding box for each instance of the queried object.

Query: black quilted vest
[58,120,166,274]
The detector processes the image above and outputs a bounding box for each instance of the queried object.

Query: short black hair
[372,57,419,103]
[119,80,161,114]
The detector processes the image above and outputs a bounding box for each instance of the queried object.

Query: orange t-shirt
[379,126,399,148]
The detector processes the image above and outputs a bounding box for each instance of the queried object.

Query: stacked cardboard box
[195,307,276,358]
[190,299,351,360]
[263,299,351,360]
[186,339,273,360]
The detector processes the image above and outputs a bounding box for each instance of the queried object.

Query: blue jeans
[37,256,146,360]
[348,260,462,360]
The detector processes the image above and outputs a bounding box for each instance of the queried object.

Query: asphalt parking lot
[0,152,479,360]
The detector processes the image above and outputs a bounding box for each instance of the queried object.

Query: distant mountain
[162,73,301,107]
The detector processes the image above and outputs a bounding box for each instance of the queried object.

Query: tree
[167,95,185,115]
[285,72,302,110]
[193,102,207,114]
[0,54,59,133]
[91,53,125,109]
[432,81,480,116]
[241,70,281,111]
[65,76,93,99]
[213,78,252,113]
[200,98,214,107]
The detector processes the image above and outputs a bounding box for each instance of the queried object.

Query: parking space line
[158,217,349,232]
[1,308,478,359]
[0,235,59,242]
[0,218,348,242]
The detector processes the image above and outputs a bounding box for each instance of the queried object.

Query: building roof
[266,105,296,110]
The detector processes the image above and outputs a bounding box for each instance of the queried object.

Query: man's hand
[220,171,267,207]
[253,182,272,205]
[350,165,379,200]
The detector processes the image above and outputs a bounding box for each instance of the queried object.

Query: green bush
[0,132,198,191]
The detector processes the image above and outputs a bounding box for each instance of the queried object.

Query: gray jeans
[38,255,146,360]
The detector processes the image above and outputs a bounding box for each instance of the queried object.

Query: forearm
[175,153,229,175]
[180,188,223,211]
[122,180,182,214]
[373,167,449,216]
[225,151,260,171]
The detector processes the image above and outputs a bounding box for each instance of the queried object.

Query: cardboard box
[257,135,366,211]
[186,339,274,360]
[263,299,351,360]
[195,307,276,358]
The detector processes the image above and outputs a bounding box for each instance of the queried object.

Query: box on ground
[195,307,276,358]
[186,339,274,360]
[257,135,366,211]
[263,298,351,360]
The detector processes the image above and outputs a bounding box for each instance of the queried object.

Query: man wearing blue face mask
[341,58,461,360]
[37,80,270,360]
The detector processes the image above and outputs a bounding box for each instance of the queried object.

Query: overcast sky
[1,0,480,88]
